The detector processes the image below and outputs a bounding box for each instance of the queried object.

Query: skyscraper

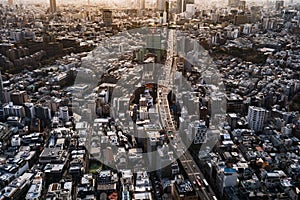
[157,0,166,12]
[176,0,193,13]
[228,0,240,7]
[137,0,146,9]
[8,0,13,6]
[140,0,146,9]
[0,71,3,107]
[49,0,56,13]
[238,0,246,11]
[0,71,4,120]
[275,0,284,10]
[247,106,266,132]
[177,0,185,13]
[186,0,195,4]
[103,10,113,27]
[188,120,207,144]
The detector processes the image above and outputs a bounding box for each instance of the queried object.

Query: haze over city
[7,0,300,7]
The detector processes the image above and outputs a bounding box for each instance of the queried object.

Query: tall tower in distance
[88,0,91,20]
[8,0,13,6]
[103,10,113,27]
[137,0,146,10]
[50,0,56,13]
[0,71,3,107]
[140,0,146,9]
[157,0,166,12]
[0,71,3,120]
[275,0,284,11]
[176,0,182,13]
[228,0,240,7]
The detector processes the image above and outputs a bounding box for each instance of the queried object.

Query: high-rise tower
[136,0,146,9]
[140,0,146,9]
[228,0,240,7]
[103,10,112,27]
[157,0,166,12]
[50,0,56,13]
[0,71,4,120]
[0,71,3,107]
[275,0,284,10]
[247,106,266,132]
[8,0,13,6]
[177,0,193,13]
[176,0,184,13]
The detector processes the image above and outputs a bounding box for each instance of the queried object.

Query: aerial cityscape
[0,0,299,199]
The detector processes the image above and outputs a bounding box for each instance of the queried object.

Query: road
[157,29,218,200]
[180,151,217,200]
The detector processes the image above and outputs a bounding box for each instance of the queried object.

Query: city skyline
[5,0,300,6]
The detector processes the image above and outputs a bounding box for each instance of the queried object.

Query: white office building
[3,102,25,118]
[247,106,266,132]
[188,120,207,144]
[59,106,69,122]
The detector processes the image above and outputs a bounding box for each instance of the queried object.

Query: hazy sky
[11,0,222,5]
[9,0,300,6]
[11,0,154,5]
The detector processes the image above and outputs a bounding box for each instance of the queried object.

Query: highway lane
[159,29,218,200]
[179,151,216,200]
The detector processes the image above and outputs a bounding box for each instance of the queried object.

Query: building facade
[49,0,56,13]
[247,106,266,132]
